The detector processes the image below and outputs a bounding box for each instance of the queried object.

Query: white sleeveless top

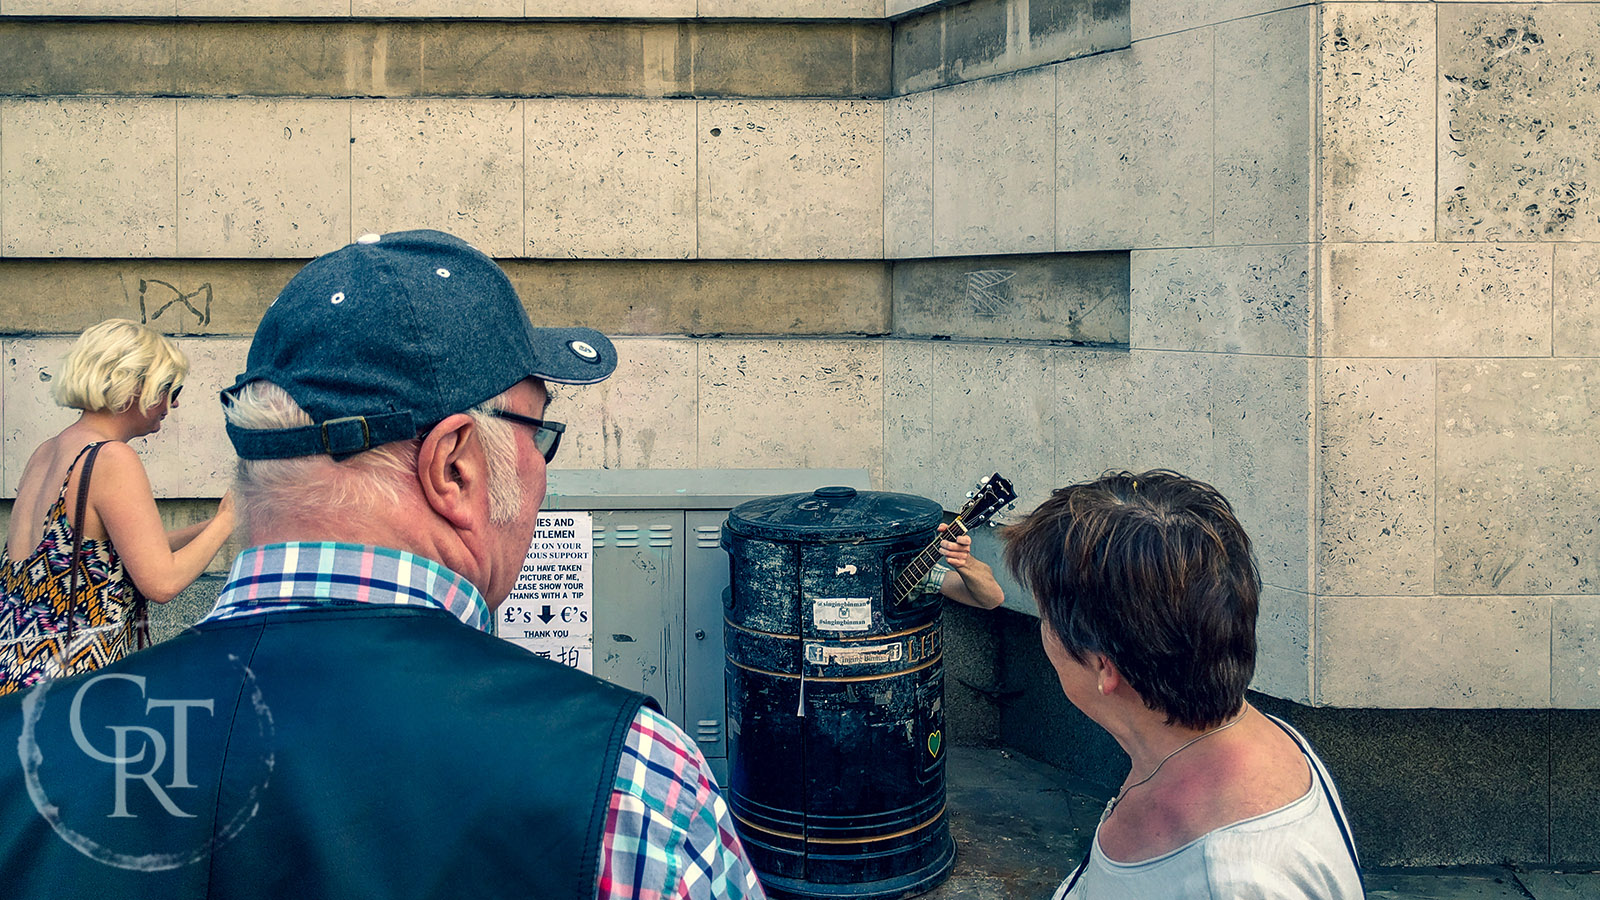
[1054,717,1364,900]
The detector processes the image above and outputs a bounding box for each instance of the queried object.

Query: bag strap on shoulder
[1267,714,1363,880]
[65,442,107,652]
[1060,844,1092,897]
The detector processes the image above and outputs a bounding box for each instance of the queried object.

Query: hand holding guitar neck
[893,474,1018,610]
[934,523,1005,609]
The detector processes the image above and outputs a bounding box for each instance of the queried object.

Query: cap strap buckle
[320,416,372,457]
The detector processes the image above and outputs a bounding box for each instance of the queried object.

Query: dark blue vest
[0,606,649,900]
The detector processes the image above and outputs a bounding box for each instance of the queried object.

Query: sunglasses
[167,384,183,405]
[488,409,565,463]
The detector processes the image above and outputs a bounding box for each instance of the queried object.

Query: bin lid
[726,486,943,542]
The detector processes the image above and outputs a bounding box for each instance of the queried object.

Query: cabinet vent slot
[695,720,722,745]
[648,523,675,548]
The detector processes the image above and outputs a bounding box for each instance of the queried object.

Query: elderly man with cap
[0,230,767,900]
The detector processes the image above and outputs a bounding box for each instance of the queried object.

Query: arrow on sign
[537,605,556,624]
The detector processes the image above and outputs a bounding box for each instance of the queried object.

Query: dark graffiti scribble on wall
[137,279,213,329]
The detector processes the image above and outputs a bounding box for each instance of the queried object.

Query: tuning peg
[987,521,998,527]
[966,491,977,499]
[980,475,991,485]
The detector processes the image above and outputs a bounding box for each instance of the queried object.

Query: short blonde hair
[53,319,188,415]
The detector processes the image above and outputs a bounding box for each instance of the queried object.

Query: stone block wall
[2,0,1598,866]
[1313,3,1599,711]
[885,0,1600,715]
[0,2,1133,586]
[879,0,1320,702]
[0,96,889,259]
[0,1,887,17]
[0,1,1594,723]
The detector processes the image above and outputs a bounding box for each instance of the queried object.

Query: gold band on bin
[731,805,948,845]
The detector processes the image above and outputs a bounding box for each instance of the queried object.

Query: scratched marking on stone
[965,269,1015,319]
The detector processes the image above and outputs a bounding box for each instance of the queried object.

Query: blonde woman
[0,319,235,694]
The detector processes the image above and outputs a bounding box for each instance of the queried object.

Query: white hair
[225,382,522,528]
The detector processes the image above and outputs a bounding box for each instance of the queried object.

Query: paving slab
[1364,869,1531,899]
[925,746,1103,900]
[1516,869,1600,900]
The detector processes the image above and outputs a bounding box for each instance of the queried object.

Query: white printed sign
[812,597,873,632]
[499,511,594,672]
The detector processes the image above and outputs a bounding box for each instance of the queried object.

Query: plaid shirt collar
[202,542,491,633]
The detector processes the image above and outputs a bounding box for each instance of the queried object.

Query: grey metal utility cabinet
[525,468,872,782]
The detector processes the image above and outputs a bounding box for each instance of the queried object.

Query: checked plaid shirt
[206,543,767,900]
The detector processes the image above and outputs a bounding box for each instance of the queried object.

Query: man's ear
[417,413,487,529]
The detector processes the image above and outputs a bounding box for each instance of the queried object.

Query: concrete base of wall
[147,574,224,644]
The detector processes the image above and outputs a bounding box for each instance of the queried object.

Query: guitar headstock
[955,473,1017,529]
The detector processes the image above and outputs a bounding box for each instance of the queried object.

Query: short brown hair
[1002,470,1258,730]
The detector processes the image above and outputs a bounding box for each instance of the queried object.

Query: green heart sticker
[927,730,942,757]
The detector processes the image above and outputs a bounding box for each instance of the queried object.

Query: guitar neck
[892,518,972,603]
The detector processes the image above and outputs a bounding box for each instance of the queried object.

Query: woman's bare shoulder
[83,441,149,490]
[85,439,140,464]
[1098,714,1312,862]
[1216,716,1313,816]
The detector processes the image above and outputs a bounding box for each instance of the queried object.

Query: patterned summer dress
[0,442,140,696]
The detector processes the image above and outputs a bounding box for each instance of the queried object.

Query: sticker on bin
[812,597,873,632]
[805,642,903,666]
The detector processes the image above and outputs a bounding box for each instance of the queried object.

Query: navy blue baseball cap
[223,229,616,461]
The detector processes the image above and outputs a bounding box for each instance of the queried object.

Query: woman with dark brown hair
[1003,470,1362,899]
